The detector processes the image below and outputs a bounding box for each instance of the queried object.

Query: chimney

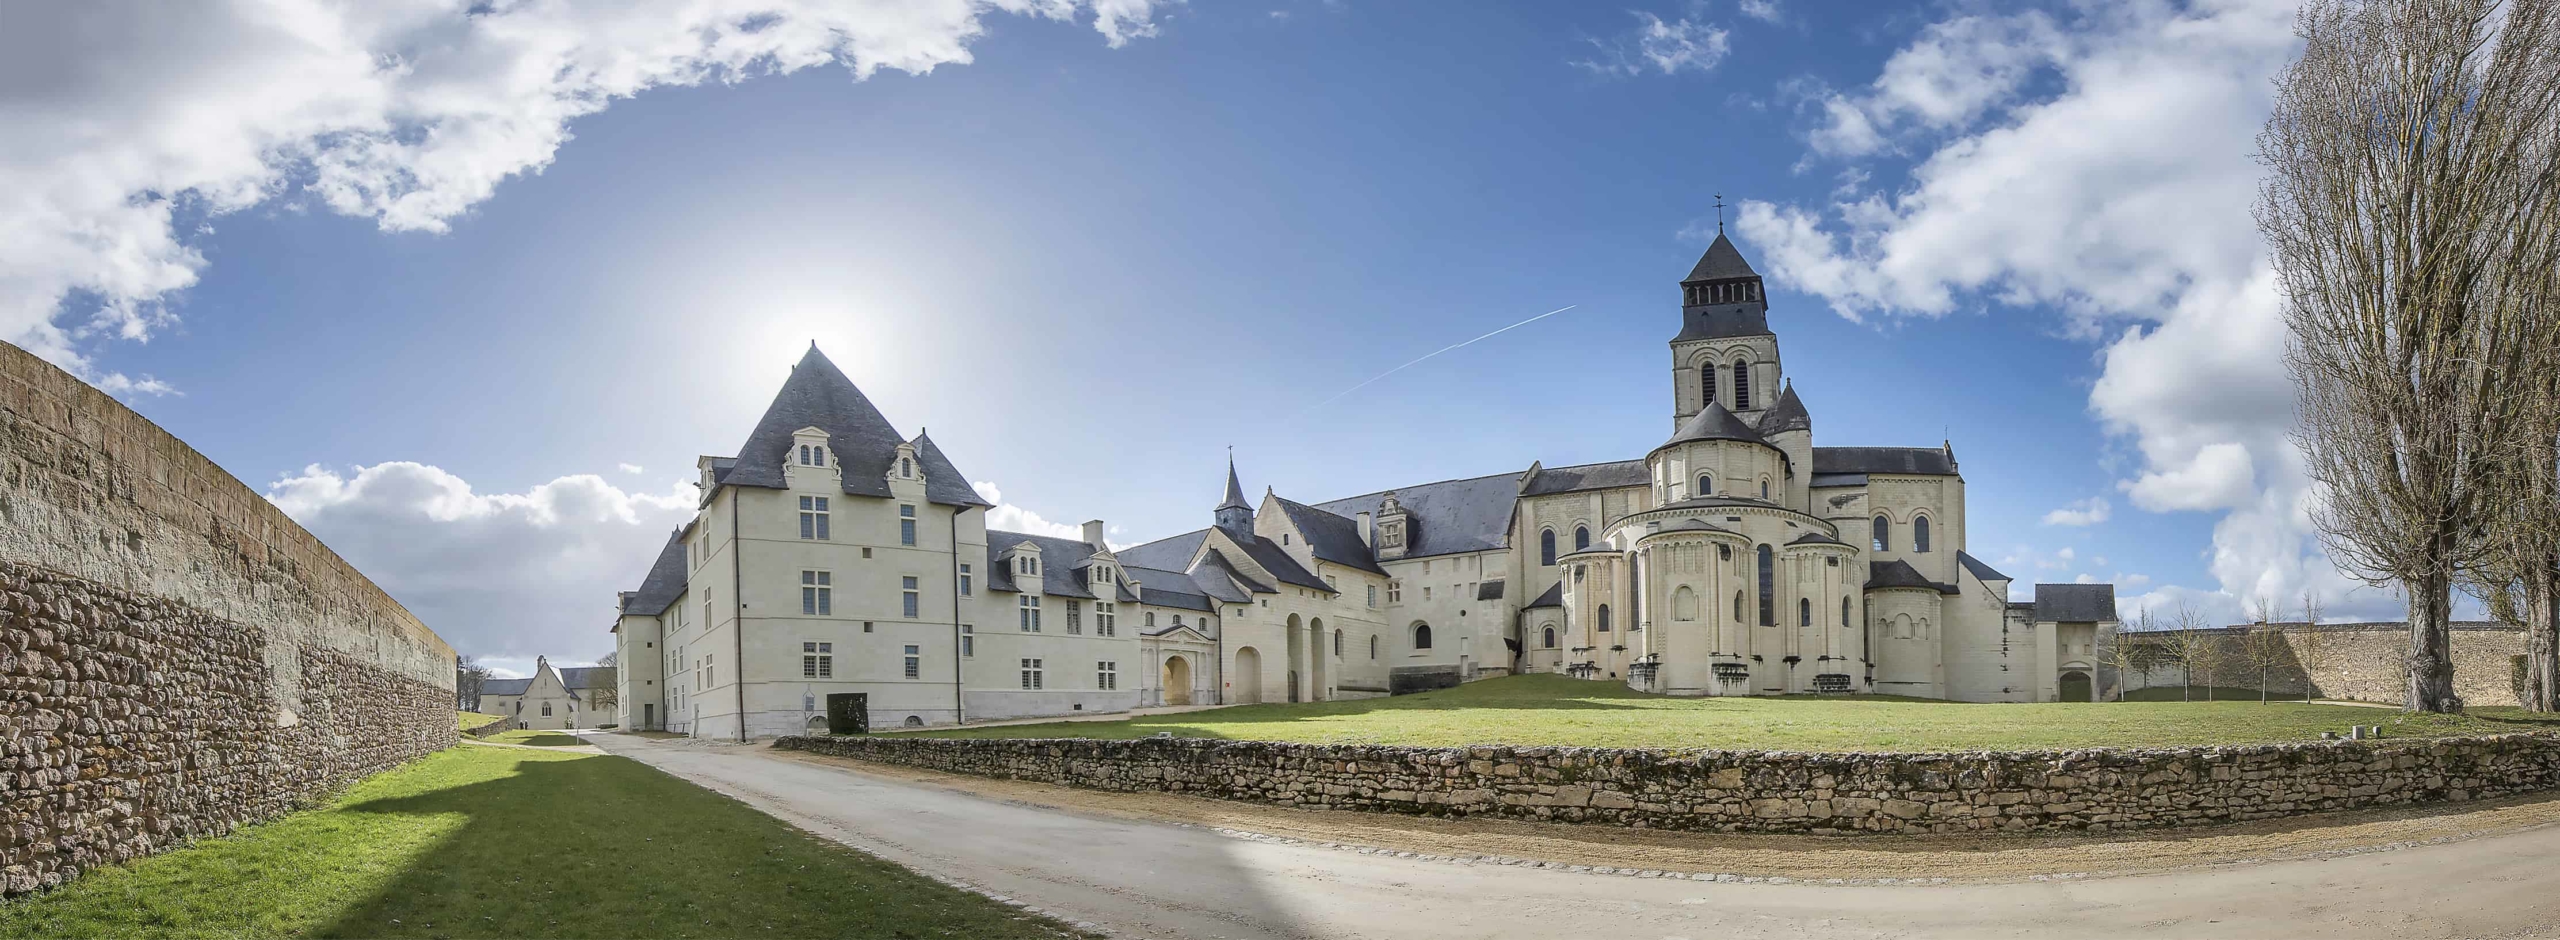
[1356,511,1372,546]
[1082,520,1106,549]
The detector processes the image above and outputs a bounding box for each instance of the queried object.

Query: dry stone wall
[777,732,2560,835]
[0,341,455,893]
[2119,623,2524,706]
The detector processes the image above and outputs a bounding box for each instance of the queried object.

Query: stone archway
[1234,647,1263,704]
[2060,670,2093,703]
[1310,617,1327,702]
[1163,655,1193,706]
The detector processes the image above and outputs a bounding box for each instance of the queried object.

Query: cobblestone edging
[773,732,2560,835]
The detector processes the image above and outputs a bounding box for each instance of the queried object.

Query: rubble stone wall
[776,732,2560,835]
[0,341,455,893]
[2117,623,2524,706]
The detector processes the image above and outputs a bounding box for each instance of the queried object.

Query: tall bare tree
[2241,622,2294,702]
[2166,604,2221,701]
[2259,0,2560,712]
[456,655,492,712]
[2292,591,2335,702]
[2098,614,2155,702]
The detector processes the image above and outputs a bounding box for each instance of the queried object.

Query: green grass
[480,729,586,747]
[2120,685,2313,703]
[916,674,2560,753]
[455,711,506,731]
[0,744,1084,939]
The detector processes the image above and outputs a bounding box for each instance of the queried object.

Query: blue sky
[9,0,2372,675]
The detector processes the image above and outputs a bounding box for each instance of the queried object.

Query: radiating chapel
[611,232,2119,737]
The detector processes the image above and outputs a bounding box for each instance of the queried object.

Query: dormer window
[797,444,827,466]
[900,457,913,478]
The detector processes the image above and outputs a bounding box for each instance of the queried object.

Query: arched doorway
[2060,670,2093,703]
[1234,647,1263,703]
[1163,655,1193,706]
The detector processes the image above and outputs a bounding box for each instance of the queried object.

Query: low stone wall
[776,732,2560,835]
[2119,622,2522,706]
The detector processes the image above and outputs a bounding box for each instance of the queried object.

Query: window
[1387,580,1402,603]
[1539,529,1557,566]
[903,645,920,679]
[1020,658,1043,689]
[900,505,917,546]
[1757,545,1775,627]
[1145,610,1157,627]
[803,641,834,678]
[1542,626,1557,648]
[1020,554,1039,576]
[1702,364,1717,406]
[900,456,914,477]
[1574,526,1591,551]
[797,444,826,466]
[801,570,833,615]
[1597,604,1611,633]
[959,564,973,597]
[1843,597,1852,628]
[1067,599,1084,635]
[1333,629,1343,657]
[1173,614,1184,626]
[1370,635,1379,659]
[1799,598,1812,627]
[961,624,974,658]
[1097,661,1118,690]
[1719,543,1732,561]
[1872,516,1890,551]
[902,576,919,618]
[1761,480,1770,499]
[541,702,552,717]
[1096,602,1117,637]
[1734,361,1752,410]
[1367,584,1378,607]
[1698,475,1712,498]
[1018,595,1041,631]
[1914,516,1932,553]
[1412,622,1433,650]
[799,496,830,540]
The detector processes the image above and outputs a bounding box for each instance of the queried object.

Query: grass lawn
[915,674,2560,753]
[480,729,587,747]
[455,711,506,731]
[0,744,1085,939]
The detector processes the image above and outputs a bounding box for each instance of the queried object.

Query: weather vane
[1713,193,1726,233]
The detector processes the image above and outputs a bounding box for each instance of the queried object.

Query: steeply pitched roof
[720,345,991,508]
[558,666,614,691]
[1124,565,1219,610]
[1865,559,1959,594]
[2033,584,2117,622]
[1812,446,1958,476]
[984,530,1119,599]
[482,677,533,696]
[1230,534,1335,593]
[1315,472,1519,559]
[620,530,690,616]
[1194,548,1275,595]
[1217,457,1252,512]
[1525,581,1565,609]
[1957,551,2009,583]
[1684,232,1760,282]
[1520,459,1649,497]
[1661,402,1769,451]
[1117,528,1208,573]
[1755,385,1811,436]
[1272,496,1387,574]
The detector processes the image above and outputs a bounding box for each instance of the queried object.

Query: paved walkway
[590,734,2560,939]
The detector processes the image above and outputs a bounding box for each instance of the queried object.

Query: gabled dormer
[1007,540,1045,596]
[1373,490,1412,561]
[888,439,925,488]
[785,427,836,490]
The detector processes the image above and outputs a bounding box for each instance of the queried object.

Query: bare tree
[456,655,492,712]
[2241,622,2294,702]
[2098,616,2153,703]
[2164,604,2222,702]
[2258,0,2560,712]
[2463,162,2560,710]
[2292,591,2335,702]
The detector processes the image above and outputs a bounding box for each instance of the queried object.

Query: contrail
[1300,304,1580,415]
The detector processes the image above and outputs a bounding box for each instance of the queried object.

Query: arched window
[1702,365,1717,406]
[1734,590,1745,622]
[1914,516,1932,553]
[1697,474,1712,497]
[1799,598,1812,627]
[1597,605,1611,632]
[1756,545,1775,627]
[1412,622,1434,650]
[1540,529,1557,566]
[1734,360,1753,410]
[1370,635,1379,659]
[1761,479,1770,500]
[1574,526,1591,551]
[1672,586,1698,620]
[1334,629,1344,657]
[1872,515,1890,551]
[1542,626,1557,648]
[1842,596,1852,628]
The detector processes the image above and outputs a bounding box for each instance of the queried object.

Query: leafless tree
[2292,591,2335,702]
[2258,0,2560,712]
[2098,616,2149,702]
[2462,164,2560,710]
[456,655,492,712]
[2164,604,2224,701]
[2241,622,2294,702]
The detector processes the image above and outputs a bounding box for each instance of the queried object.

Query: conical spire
[1214,453,1255,534]
[1684,231,1759,283]
[1660,400,1769,451]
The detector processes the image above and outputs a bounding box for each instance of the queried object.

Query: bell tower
[1670,204,1780,430]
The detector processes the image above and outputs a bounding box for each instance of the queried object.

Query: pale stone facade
[612,234,2118,737]
[479,656,612,730]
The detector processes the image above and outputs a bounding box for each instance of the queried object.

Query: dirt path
[593,734,2560,939]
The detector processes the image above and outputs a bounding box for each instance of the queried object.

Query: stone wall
[0,341,455,893]
[776,731,2560,835]
[2116,623,2524,706]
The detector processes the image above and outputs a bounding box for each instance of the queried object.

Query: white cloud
[972,480,1086,541]
[3,0,1167,384]
[1737,0,1784,25]
[617,463,644,475]
[267,461,696,663]
[2041,496,2112,527]
[1576,11,1731,77]
[1738,0,2407,622]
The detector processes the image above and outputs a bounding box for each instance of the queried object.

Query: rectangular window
[1387,581,1402,603]
[802,641,833,678]
[1423,586,1433,600]
[1067,600,1084,635]
[801,570,832,616]
[961,623,974,658]
[902,576,920,618]
[900,505,916,546]
[798,496,830,541]
[1368,584,1377,608]
[903,645,920,680]
[1097,661,1118,690]
[1020,658,1044,689]
[1096,602,1115,637]
[1019,595,1041,632]
[959,563,973,597]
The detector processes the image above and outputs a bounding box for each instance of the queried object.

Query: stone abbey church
[611,233,2119,737]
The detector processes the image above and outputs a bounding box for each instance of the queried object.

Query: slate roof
[1644,518,1735,538]
[1755,385,1812,435]
[1787,530,1848,547]
[984,530,1135,600]
[1476,579,1506,601]
[559,666,614,692]
[1809,473,1868,487]
[1865,559,1960,594]
[1684,232,1760,282]
[1230,534,1335,593]
[1216,457,1252,512]
[1812,447,1958,476]
[1117,529,1208,573]
[1520,459,1649,497]
[482,678,533,696]
[1124,565,1218,610]
[1672,303,1773,343]
[1272,497,1386,574]
[1957,551,2010,583]
[1315,472,1520,559]
[2033,584,2117,622]
[1525,581,1565,609]
[1194,549,1275,595]
[620,529,690,616]
[1660,402,1769,451]
[719,345,992,508]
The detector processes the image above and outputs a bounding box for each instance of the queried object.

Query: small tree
[2100,608,2163,701]
[2166,604,2222,701]
[2241,622,2293,703]
[456,655,492,712]
[2292,591,2332,702]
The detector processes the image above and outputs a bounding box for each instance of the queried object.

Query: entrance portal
[1163,656,1193,706]
[2060,670,2093,703]
[1234,647,1263,703]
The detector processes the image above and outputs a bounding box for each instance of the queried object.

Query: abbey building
[610,233,2119,737]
